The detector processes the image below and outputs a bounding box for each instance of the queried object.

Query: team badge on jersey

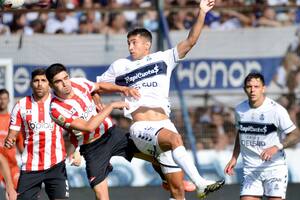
[259,114,264,121]
[57,115,66,126]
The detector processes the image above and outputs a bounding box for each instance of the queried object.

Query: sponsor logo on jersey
[238,122,277,135]
[115,62,167,86]
[240,139,266,147]
[142,82,158,87]
[29,121,54,131]
[80,104,95,120]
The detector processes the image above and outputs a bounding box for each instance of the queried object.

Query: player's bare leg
[157,128,224,199]
[164,171,185,199]
[94,178,109,200]
[241,196,261,200]
[266,197,283,200]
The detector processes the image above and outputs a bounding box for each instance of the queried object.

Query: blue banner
[13,57,281,97]
[172,57,281,90]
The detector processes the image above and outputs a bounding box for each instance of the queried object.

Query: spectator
[103,12,127,34]
[211,111,230,150]
[167,10,187,30]
[257,7,283,27]
[45,12,79,34]
[10,14,33,35]
[0,20,10,35]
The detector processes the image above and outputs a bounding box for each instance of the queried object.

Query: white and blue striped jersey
[235,97,296,169]
[97,47,181,119]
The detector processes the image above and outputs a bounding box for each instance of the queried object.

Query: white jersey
[97,47,181,118]
[235,97,296,169]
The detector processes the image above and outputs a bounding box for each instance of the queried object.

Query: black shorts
[17,161,69,200]
[79,126,139,188]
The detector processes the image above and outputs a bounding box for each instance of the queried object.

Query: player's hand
[260,146,279,161]
[70,151,82,167]
[72,130,83,140]
[200,0,215,13]
[92,92,105,111]
[224,157,237,176]
[122,87,140,100]
[5,184,17,200]
[111,101,129,110]
[4,136,16,149]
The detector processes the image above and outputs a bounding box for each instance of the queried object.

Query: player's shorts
[79,126,138,188]
[130,119,182,174]
[240,165,288,199]
[17,160,69,200]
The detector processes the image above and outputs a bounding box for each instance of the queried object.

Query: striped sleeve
[9,101,22,131]
[50,100,74,129]
[71,78,96,93]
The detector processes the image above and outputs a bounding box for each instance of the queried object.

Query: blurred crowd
[2,0,300,151]
[111,95,300,151]
[1,0,300,35]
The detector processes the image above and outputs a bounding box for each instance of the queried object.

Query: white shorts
[240,165,288,199]
[130,119,182,174]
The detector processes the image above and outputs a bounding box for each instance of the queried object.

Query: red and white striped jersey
[50,78,113,147]
[9,94,66,172]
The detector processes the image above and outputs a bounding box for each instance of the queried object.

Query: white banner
[66,148,300,187]
[0,26,296,66]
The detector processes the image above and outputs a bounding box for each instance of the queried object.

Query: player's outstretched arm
[177,0,215,59]
[0,155,17,200]
[95,82,140,100]
[69,101,129,133]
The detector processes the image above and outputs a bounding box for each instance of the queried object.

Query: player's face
[244,78,265,106]
[51,71,72,98]
[0,93,9,112]
[31,75,50,99]
[127,35,151,60]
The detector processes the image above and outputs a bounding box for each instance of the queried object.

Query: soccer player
[45,63,142,200]
[224,72,300,200]
[0,89,23,190]
[5,69,69,200]
[0,154,17,200]
[96,0,224,199]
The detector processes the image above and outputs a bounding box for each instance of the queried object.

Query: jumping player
[96,0,224,199]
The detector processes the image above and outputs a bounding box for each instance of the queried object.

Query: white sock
[172,146,207,188]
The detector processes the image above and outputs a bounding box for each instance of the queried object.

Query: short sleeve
[161,47,182,72]
[9,102,22,131]
[234,110,240,130]
[50,101,75,129]
[276,105,296,135]
[96,64,117,83]
[71,78,96,93]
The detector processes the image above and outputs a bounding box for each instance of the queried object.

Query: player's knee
[93,183,109,200]
[170,134,183,149]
